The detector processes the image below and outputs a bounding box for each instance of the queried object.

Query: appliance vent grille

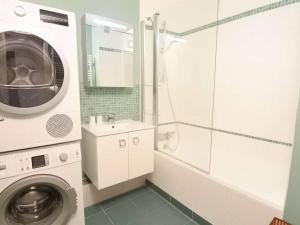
[46,114,73,138]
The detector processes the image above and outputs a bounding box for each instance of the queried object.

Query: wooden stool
[270,217,291,225]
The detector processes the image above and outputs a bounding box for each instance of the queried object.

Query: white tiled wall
[144,29,154,86]
[168,28,217,127]
[214,3,300,143]
[158,124,212,172]
[218,0,277,19]
[140,0,218,32]
[141,0,300,224]
[144,85,153,115]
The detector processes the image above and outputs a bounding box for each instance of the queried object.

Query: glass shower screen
[142,0,219,173]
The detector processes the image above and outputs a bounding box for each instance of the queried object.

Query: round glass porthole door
[0,175,77,225]
[0,31,68,115]
[7,185,63,225]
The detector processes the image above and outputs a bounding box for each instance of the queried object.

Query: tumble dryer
[0,0,81,152]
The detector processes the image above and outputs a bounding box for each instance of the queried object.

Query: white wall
[210,1,300,211]
[83,176,145,207]
[140,0,300,224]
[214,3,300,144]
[158,124,211,172]
[218,0,276,19]
[140,0,218,32]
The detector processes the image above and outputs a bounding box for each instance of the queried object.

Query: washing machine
[0,0,81,152]
[0,141,85,225]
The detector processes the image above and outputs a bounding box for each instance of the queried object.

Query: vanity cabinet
[81,124,154,190]
[129,129,154,179]
[98,133,129,189]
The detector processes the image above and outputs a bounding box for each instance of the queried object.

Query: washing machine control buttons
[14,6,27,17]
[59,153,68,162]
[18,157,31,172]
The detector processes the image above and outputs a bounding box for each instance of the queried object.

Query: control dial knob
[14,6,27,17]
[59,153,68,162]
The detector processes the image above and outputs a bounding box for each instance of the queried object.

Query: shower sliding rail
[140,13,160,150]
[153,13,160,150]
[140,19,146,122]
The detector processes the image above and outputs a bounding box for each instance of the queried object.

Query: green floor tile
[145,204,190,225]
[128,213,156,225]
[84,204,102,218]
[106,199,143,225]
[126,186,150,199]
[185,220,201,225]
[100,194,129,210]
[131,189,169,215]
[85,211,112,225]
[85,183,209,225]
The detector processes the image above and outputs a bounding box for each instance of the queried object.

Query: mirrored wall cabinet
[83,14,134,87]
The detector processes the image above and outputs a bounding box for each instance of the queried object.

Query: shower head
[146,17,153,22]
[165,34,186,43]
[161,34,186,53]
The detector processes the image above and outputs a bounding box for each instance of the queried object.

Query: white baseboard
[83,176,146,207]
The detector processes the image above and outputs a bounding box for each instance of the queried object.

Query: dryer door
[0,31,69,115]
[0,175,77,225]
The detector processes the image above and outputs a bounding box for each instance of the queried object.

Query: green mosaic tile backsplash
[80,83,140,124]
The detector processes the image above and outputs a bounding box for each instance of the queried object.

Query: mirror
[83,14,134,87]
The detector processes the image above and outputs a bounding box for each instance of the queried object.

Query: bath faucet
[108,113,115,124]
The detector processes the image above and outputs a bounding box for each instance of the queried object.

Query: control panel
[0,1,73,29]
[0,142,81,179]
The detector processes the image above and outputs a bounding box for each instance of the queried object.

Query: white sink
[82,120,154,137]
[96,120,136,130]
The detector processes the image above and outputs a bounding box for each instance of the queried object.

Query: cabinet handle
[133,137,139,146]
[119,139,126,149]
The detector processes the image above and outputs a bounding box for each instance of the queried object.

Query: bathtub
[150,123,292,225]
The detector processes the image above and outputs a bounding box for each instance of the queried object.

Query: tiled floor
[84,186,201,225]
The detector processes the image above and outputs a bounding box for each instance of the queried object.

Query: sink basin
[82,120,154,137]
[97,120,136,131]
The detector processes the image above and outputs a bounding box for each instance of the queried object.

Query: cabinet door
[129,129,154,179]
[97,133,129,189]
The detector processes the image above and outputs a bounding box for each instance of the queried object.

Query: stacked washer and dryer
[0,1,85,225]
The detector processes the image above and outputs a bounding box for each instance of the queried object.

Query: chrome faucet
[108,113,115,124]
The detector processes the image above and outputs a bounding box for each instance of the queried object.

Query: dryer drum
[0,31,65,110]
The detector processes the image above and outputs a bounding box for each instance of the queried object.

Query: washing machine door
[0,175,77,225]
[0,30,69,115]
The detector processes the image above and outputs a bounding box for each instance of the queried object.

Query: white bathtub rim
[154,150,285,212]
